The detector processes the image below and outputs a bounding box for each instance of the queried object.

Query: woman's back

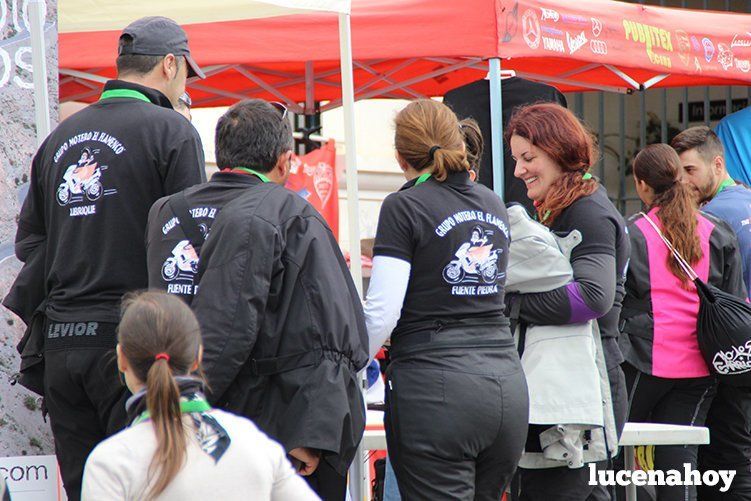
[83,408,319,501]
[623,209,742,378]
[375,171,510,335]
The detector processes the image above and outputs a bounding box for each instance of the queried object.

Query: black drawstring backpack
[642,212,751,387]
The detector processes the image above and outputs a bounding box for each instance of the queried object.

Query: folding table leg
[625,445,636,501]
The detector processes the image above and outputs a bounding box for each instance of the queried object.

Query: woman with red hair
[506,103,630,500]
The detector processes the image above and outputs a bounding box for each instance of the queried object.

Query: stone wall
[0,0,58,456]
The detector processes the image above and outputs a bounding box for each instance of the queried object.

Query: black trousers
[697,462,751,501]
[518,363,628,501]
[698,383,751,501]
[43,324,128,501]
[623,363,716,501]
[303,458,347,501]
[385,326,529,501]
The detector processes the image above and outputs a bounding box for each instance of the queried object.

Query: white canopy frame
[33,1,368,498]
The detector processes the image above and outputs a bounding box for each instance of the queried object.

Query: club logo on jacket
[55,147,118,215]
[440,224,504,296]
[162,240,200,295]
[435,211,509,295]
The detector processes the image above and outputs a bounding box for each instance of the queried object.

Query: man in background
[673,126,751,500]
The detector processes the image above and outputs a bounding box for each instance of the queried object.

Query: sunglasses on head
[270,101,289,120]
[178,92,192,108]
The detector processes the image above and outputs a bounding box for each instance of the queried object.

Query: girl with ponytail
[621,144,743,501]
[505,103,631,499]
[82,291,318,501]
[365,99,529,499]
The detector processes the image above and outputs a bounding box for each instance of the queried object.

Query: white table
[620,422,709,501]
[362,420,709,501]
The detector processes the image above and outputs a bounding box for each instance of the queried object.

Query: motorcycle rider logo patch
[56,147,118,212]
[443,225,502,295]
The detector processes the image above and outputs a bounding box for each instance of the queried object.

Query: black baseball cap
[119,16,205,79]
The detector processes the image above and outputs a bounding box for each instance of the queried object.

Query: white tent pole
[488,58,504,198]
[29,0,50,146]
[339,11,367,501]
[339,13,362,296]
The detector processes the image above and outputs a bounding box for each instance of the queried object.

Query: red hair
[505,103,599,226]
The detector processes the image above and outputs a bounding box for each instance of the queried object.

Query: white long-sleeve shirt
[364,255,411,359]
[82,409,319,501]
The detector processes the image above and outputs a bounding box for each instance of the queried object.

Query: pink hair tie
[154,353,170,362]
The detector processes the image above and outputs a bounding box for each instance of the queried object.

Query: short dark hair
[670,126,724,165]
[116,35,181,76]
[215,99,293,172]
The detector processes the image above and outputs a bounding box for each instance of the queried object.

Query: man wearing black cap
[12,16,206,500]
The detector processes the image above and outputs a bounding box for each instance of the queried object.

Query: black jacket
[620,210,746,377]
[16,80,205,324]
[192,182,369,475]
[146,171,260,303]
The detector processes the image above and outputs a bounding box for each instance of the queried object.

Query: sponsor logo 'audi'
[541,8,559,22]
[590,39,607,55]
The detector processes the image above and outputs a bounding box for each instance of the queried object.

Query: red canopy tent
[60,0,751,111]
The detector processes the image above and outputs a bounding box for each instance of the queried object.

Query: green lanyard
[233,167,271,183]
[99,89,151,103]
[414,172,432,186]
[716,178,735,195]
[133,398,211,425]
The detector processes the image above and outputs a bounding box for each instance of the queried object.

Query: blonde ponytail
[395,100,470,181]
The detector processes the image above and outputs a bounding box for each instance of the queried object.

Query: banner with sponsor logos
[285,140,339,238]
[501,0,751,88]
[58,0,751,104]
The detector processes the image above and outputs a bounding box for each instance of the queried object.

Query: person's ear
[191,345,203,372]
[714,155,726,176]
[162,54,177,79]
[277,150,293,178]
[116,344,128,373]
[469,170,477,182]
[395,151,410,172]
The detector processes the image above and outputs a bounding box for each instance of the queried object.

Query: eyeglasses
[270,101,289,121]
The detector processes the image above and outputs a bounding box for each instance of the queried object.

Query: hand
[289,447,321,476]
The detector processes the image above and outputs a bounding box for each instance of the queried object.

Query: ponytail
[431,147,470,181]
[395,100,470,181]
[652,181,702,286]
[145,356,186,500]
[118,292,202,500]
[633,144,702,286]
